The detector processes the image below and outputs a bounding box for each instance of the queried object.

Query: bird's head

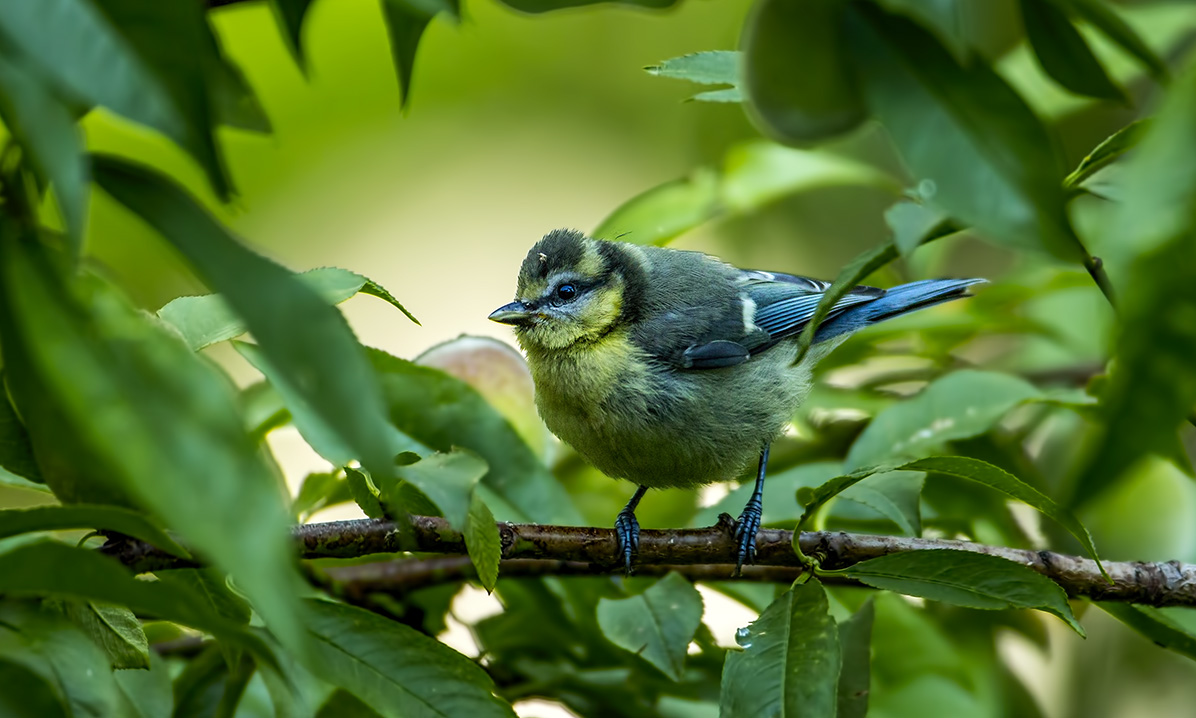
[489,229,641,352]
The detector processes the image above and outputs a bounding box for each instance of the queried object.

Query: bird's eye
[555,284,578,301]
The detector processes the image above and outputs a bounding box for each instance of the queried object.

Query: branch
[102,514,1196,607]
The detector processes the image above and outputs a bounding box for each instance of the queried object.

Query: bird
[489,228,985,573]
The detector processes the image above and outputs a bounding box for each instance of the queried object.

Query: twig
[102,515,1196,607]
[1083,253,1117,308]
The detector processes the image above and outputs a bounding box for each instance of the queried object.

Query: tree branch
[102,514,1196,607]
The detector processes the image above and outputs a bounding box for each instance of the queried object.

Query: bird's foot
[614,508,640,575]
[733,500,762,576]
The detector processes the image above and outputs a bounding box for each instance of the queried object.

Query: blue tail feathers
[814,278,986,343]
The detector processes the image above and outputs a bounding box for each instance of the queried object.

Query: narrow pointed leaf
[597,572,704,681]
[0,505,187,557]
[794,240,898,362]
[1060,0,1169,83]
[841,550,1084,635]
[270,0,317,67]
[720,579,841,718]
[1063,119,1148,190]
[1021,0,1125,102]
[465,493,501,593]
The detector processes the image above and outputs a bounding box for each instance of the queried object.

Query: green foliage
[1,0,1195,714]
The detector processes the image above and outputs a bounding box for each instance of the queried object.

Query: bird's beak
[488,301,535,326]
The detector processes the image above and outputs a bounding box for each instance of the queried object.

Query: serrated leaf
[305,598,516,718]
[841,549,1084,635]
[60,601,149,670]
[845,370,1041,470]
[720,579,840,718]
[692,87,743,103]
[465,493,501,593]
[1021,0,1125,102]
[1063,119,1147,191]
[836,598,874,718]
[794,240,898,362]
[742,0,866,144]
[94,157,396,493]
[0,49,87,253]
[646,51,741,102]
[0,226,304,656]
[0,505,187,558]
[1100,603,1196,662]
[597,572,703,681]
[368,349,582,524]
[845,3,1083,260]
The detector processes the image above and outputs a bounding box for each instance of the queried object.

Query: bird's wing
[675,270,883,370]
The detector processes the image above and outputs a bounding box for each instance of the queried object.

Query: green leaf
[0,228,304,657]
[269,0,317,68]
[0,375,42,484]
[794,241,898,363]
[0,601,121,718]
[836,599,874,718]
[207,54,272,134]
[842,550,1084,634]
[593,168,720,246]
[885,199,951,257]
[380,0,449,108]
[845,370,1042,470]
[156,568,252,626]
[58,601,149,670]
[695,461,842,527]
[1020,0,1125,102]
[0,505,188,557]
[1059,0,1169,84]
[158,266,415,352]
[0,543,277,654]
[1074,66,1196,507]
[114,652,172,718]
[0,658,68,718]
[368,349,582,524]
[596,572,703,681]
[840,470,923,536]
[844,3,1082,260]
[496,0,674,12]
[0,49,87,253]
[465,493,501,593]
[346,468,386,519]
[293,471,351,521]
[172,644,254,718]
[317,690,386,718]
[741,0,865,144]
[94,157,396,489]
[902,456,1103,572]
[645,51,740,102]
[1100,603,1196,662]
[692,87,743,103]
[1063,119,1147,191]
[720,580,840,718]
[305,598,516,718]
[385,451,488,531]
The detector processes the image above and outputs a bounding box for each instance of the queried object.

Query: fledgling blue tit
[490,229,984,573]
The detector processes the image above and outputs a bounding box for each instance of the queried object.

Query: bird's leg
[614,485,648,575]
[734,443,770,575]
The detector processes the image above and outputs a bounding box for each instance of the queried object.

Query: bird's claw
[733,501,762,575]
[614,509,640,575]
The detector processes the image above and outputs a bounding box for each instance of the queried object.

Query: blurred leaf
[885,199,951,257]
[741,0,865,144]
[368,349,583,524]
[380,0,453,108]
[593,167,720,245]
[845,370,1041,469]
[0,505,187,557]
[0,541,276,662]
[497,0,674,12]
[0,601,120,718]
[156,568,252,626]
[159,266,415,352]
[0,377,42,484]
[270,0,317,68]
[94,157,397,490]
[694,461,841,527]
[840,470,923,536]
[903,456,1103,571]
[1020,0,1124,102]
[383,450,487,530]
[114,652,172,718]
[305,598,517,718]
[836,598,874,718]
[841,550,1084,634]
[172,644,254,718]
[0,50,87,253]
[293,471,351,521]
[720,579,840,718]
[1064,119,1147,191]
[346,467,385,519]
[794,240,898,363]
[207,56,271,133]
[465,492,501,593]
[59,601,148,670]
[1074,66,1196,507]
[645,51,741,102]
[845,3,1083,260]
[1100,603,1196,662]
[0,657,67,718]
[596,572,703,681]
[1060,0,1169,83]
[878,0,979,62]
[0,226,304,656]
[317,690,386,718]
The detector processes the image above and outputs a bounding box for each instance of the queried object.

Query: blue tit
[489,229,984,572]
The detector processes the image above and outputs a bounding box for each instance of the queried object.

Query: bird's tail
[815,278,986,342]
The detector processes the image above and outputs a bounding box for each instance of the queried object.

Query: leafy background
[3,0,1196,716]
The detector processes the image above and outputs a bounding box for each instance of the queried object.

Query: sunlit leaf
[596,572,703,681]
[1063,119,1148,191]
[645,51,740,102]
[720,579,840,717]
[841,550,1084,635]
